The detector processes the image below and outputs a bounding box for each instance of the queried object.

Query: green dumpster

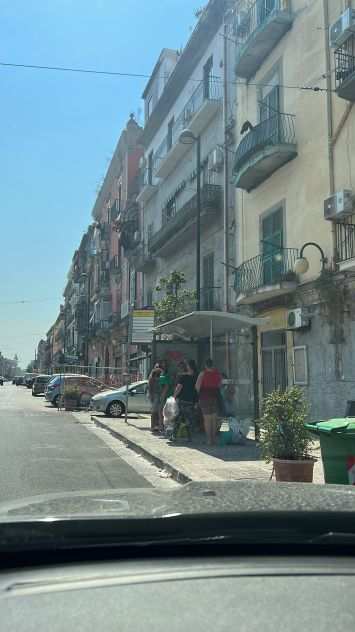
[305,419,355,484]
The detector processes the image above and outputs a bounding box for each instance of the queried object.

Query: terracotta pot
[273,458,315,483]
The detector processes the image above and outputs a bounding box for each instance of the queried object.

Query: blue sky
[0,0,197,369]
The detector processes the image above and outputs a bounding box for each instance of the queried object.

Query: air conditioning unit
[330,8,355,48]
[324,189,353,220]
[287,308,310,330]
[210,147,224,171]
[133,230,141,244]
[139,155,146,169]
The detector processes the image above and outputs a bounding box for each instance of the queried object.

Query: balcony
[127,243,155,272]
[148,183,222,257]
[235,0,293,79]
[234,113,297,192]
[335,222,355,271]
[136,168,157,204]
[110,254,121,277]
[89,319,111,337]
[154,78,222,179]
[234,248,299,305]
[335,50,355,101]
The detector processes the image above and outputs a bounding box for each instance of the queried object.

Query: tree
[26,360,36,373]
[154,271,196,324]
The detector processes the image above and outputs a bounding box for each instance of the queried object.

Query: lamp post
[179,129,201,311]
[294,242,327,276]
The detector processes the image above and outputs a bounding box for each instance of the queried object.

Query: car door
[128,382,149,413]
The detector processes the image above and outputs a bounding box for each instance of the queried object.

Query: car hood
[93,389,126,399]
[1,481,355,522]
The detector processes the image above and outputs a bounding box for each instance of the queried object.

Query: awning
[153,311,268,338]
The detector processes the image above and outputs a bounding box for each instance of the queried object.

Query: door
[259,80,280,143]
[128,382,149,412]
[261,331,287,397]
[202,253,215,309]
[261,208,283,286]
[203,56,213,99]
[257,0,277,27]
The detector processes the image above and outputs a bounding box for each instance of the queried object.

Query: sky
[0,0,198,369]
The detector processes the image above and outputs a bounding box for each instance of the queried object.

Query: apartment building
[232,0,355,418]
[136,0,237,367]
[86,114,143,379]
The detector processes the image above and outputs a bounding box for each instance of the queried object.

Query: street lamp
[294,242,327,276]
[179,128,201,311]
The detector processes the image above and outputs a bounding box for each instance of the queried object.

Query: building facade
[232,0,355,419]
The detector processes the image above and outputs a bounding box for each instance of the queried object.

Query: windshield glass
[1,0,354,538]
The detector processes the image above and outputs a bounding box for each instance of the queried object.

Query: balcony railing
[335,50,355,101]
[235,0,293,79]
[110,254,121,274]
[335,222,355,264]
[153,78,222,177]
[234,113,297,191]
[148,183,222,254]
[234,248,299,299]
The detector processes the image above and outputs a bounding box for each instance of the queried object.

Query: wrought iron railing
[148,183,222,253]
[335,50,355,91]
[234,113,296,174]
[153,77,221,173]
[335,222,355,263]
[235,0,287,48]
[234,248,299,297]
[110,254,121,272]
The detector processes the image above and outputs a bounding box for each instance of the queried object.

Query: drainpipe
[223,6,232,376]
[323,0,336,263]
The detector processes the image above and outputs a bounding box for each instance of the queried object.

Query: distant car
[14,376,24,385]
[32,374,52,396]
[0,376,3,386]
[91,380,150,418]
[44,374,113,408]
[24,373,37,389]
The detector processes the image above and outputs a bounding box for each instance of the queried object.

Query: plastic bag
[163,396,179,427]
[228,417,246,444]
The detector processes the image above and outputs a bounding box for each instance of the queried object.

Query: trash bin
[305,419,355,484]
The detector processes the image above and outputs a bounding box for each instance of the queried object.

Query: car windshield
[1,0,355,546]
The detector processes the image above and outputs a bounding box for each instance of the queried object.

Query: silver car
[91,380,150,418]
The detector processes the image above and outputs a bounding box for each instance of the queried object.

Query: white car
[91,380,150,418]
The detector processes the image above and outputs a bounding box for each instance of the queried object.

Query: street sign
[131,310,155,343]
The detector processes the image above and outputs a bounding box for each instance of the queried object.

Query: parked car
[91,380,150,418]
[32,374,52,396]
[14,376,24,385]
[44,374,113,408]
[0,376,4,386]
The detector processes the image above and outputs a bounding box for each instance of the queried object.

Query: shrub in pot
[260,386,315,482]
[63,385,80,410]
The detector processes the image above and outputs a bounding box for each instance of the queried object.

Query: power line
[0,297,61,305]
[0,60,333,94]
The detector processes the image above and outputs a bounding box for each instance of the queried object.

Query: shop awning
[153,310,268,338]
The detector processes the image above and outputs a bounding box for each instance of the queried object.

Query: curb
[92,416,191,484]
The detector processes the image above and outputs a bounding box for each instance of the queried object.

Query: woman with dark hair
[195,358,222,446]
[171,360,196,441]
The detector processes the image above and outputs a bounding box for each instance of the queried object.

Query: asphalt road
[0,382,151,503]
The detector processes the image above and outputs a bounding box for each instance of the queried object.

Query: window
[147,96,153,120]
[261,207,283,286]
[203,253,215,309]
[293,346,308,385]
[259,70,280,122]
[148,151,154,185]
[146,288,153,307]
[167,116,174,151]
[203,56,213,99]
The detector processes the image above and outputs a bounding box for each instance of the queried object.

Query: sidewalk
[91,413,325,484]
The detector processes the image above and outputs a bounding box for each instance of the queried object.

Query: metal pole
[86,274,91,371]
[223,14,230,313]
[251,326,260,441]
[209,319,213,360]
[196,135,201,311]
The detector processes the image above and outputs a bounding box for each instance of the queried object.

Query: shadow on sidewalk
[169,435,261,462]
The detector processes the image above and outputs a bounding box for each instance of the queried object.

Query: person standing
[148,364,162,433]
[195,358,222,446]
[171,361,196,441]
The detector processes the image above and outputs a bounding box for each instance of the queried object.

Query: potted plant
[259,386,315,482]
[63,385,80,411]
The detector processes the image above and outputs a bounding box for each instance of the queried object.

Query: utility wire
[0,60,333,94]
[0,297,61,305]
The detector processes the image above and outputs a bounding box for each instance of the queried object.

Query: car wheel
[32,391,37,397]
[107,400,125,418]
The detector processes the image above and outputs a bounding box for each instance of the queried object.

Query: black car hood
[1,481,355,522]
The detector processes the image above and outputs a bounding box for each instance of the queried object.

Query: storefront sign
[131,310,155,343]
